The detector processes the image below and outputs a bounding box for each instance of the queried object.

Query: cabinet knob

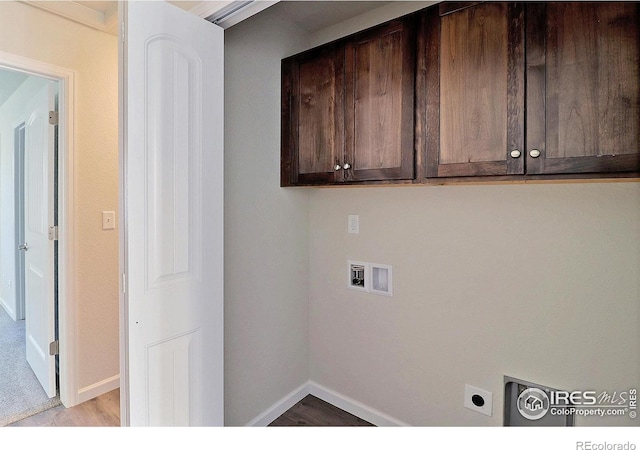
[343,163,351,170]
[529,149,541,158]
[335,164,342,171]
[510,150,521,158]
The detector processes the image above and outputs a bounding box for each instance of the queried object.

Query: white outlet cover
[464,384,493,417]
[347,215,359,234]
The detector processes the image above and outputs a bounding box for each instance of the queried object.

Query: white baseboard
[77,374,120,404]
[245,381,310,426]
[308,381,410,427]
[245,380,409,427]
[0,297,17,321]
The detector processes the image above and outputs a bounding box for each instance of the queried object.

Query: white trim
[188,0,230,18]
[244,382,310,427]
[189,0,279,28]
[0,297,17,321]
[0,50,78,408]
[77,374,120,404]
[117,1,129,426]
[18,0,114,34]
[245,380,410,427]
[308,381,411,427]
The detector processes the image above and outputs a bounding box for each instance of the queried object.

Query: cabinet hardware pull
[343,163,351,170]
[334,164,342,171]
[510,150,521,158]
[529,149,541,158]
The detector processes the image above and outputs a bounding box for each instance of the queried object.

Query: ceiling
[20,1,399,35]
[20,1,235,34]
[276,1,393,33]
[1,1,396,106]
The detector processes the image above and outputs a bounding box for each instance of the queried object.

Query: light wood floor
[8,389,120,427]
[7,390,370,427]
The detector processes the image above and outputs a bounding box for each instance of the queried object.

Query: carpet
[0,307,60,426]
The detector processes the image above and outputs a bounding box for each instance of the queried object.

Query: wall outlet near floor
[464,384,493,417]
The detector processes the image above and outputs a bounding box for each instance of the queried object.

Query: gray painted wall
[224,7,312,426]
[225,1,640,426]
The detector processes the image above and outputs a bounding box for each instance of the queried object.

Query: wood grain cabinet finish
[526,2,640,175]
[344,18,416,182]
[422,1,640,179]
[281,44,345,185]
[423,2,525,178]
[281,16,416,186]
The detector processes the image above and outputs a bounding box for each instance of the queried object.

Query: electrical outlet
[464,384,493,417]
[348,215,359,234]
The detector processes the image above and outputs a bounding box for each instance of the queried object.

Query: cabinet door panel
[345,18,415,182]
[425,2,525,178]
[440,3,508,164]
[527,2,640,174]
[282,45,344,185]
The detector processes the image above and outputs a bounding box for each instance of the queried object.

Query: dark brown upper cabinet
[526,2,640,175]
[281,16,417,186]
[281,43,345,185]
[423,2,525,178]
[421,2,640,179]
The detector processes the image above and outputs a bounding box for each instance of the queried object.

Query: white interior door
[24,81,56,398]
[121,1,224,426]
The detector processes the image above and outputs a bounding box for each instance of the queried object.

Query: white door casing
[24,81,57,399]
[120,1,224,426]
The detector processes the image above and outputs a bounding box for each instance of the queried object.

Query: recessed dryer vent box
[370,263,392,296]
[504,375,574,426]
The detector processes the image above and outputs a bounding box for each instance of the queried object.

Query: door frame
[14,122,26,321]
[0,50,78,407]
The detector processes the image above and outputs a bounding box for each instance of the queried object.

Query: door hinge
[48,226,59,241]
[49,111,59,126]
[49,340,59,356]
[122,273,126,294]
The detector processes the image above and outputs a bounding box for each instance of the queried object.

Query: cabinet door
[526,3,640,175]
[344,17,416,182]
[424,2,525,178]
[281,45,345,185]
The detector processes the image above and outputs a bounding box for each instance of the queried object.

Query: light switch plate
[102,211,115,230]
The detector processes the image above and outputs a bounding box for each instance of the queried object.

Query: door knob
[530,149,541,158]
[334,164,341,171]
[510,150,521,158]
[343,163,351,170]
[18,243,29,251]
